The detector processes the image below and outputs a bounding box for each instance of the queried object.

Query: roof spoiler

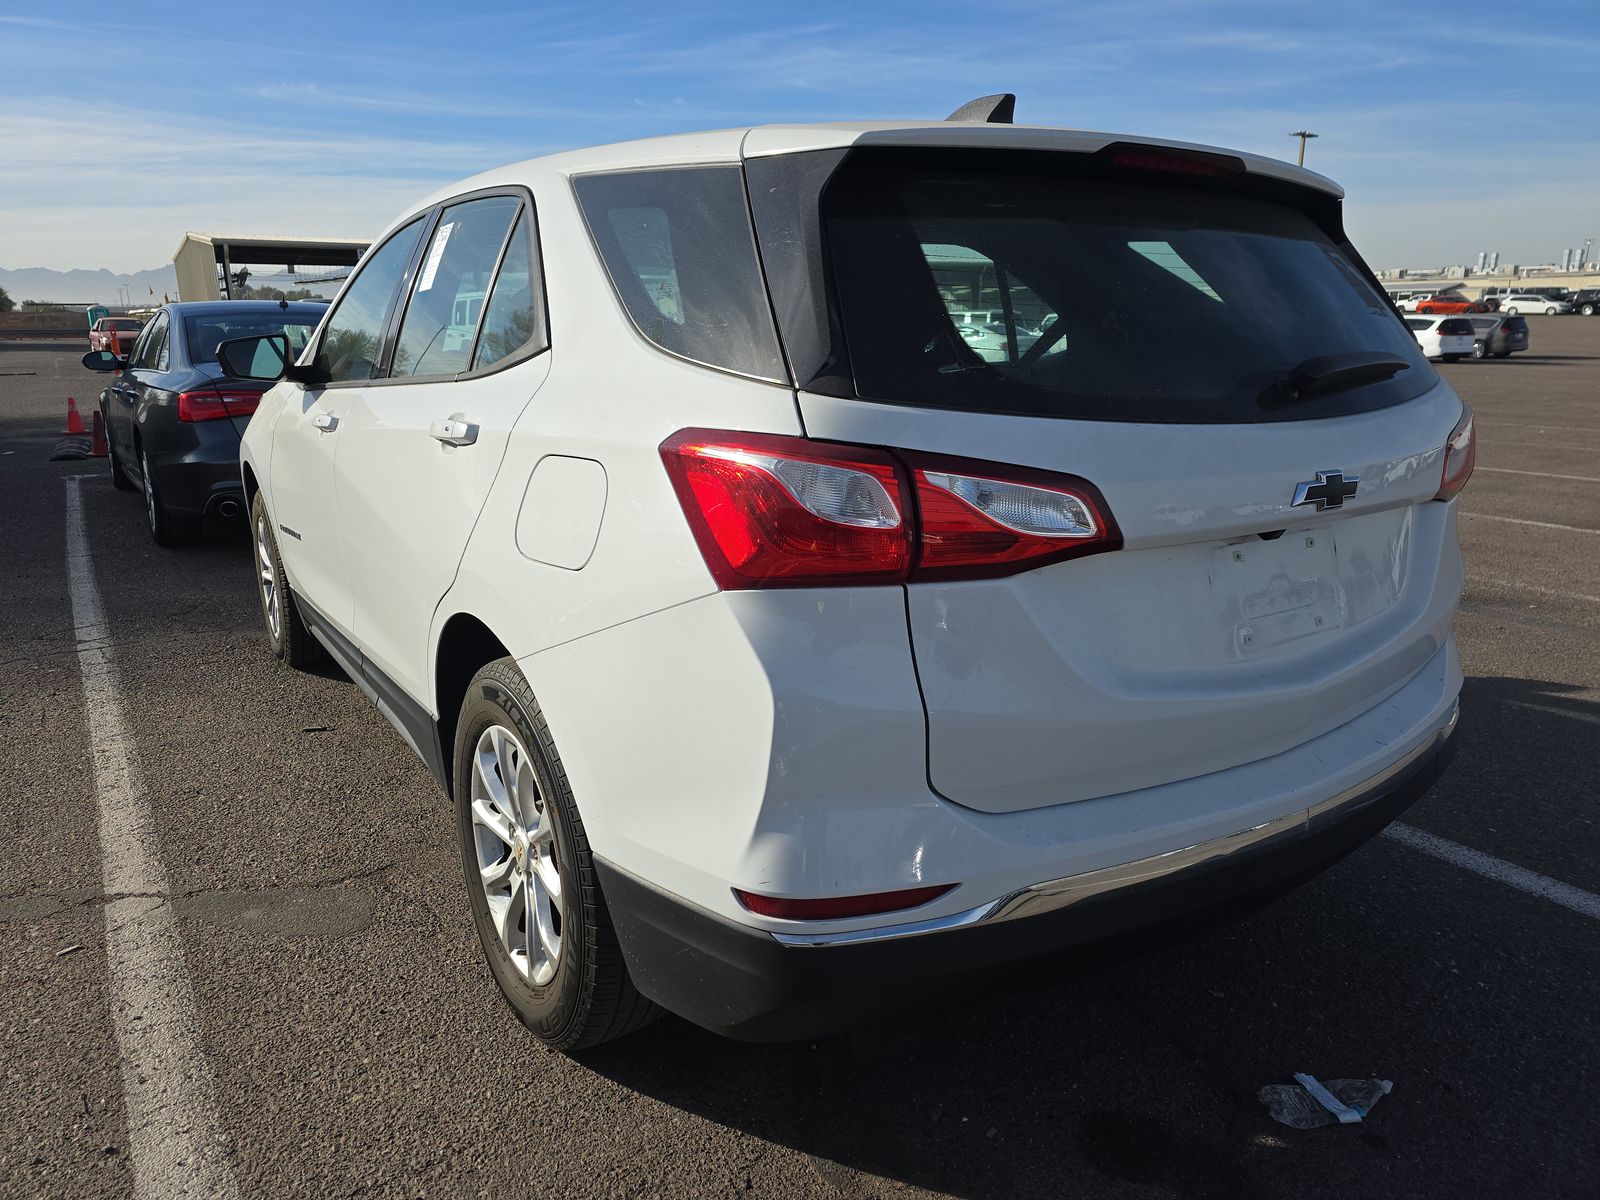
[946,93,1015,124]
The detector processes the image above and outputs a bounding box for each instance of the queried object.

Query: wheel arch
[434,612,514,798]
[242,460,260,507]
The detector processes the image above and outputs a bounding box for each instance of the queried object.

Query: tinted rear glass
[1439,318,1474,335]
[574,167,785,383]
[822,149,1435,423]
[1502,317,1528,332]
[186,312,320,365]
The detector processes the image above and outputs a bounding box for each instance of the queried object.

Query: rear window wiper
[1264,351,1411,408]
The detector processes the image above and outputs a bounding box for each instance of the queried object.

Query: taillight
[177,389,263,422]
[661,430,1123,588]
[1436,406,1475,501]
[659,430,912,588]
[733,883,954,921]
[901,453,1122,581]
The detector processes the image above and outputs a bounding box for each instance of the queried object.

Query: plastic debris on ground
[1258,1074,1394,1129]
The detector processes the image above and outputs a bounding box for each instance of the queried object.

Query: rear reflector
[661,431,1123,588]
[1435,406,1476,501]
[177,389,264,422]
[733,883,955,921]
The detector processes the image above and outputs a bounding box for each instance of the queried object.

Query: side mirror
[82,349,124,371]
[217,333,328,386]
[217,333,291,382]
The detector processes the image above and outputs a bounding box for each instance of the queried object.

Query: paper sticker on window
[417,223,455,293]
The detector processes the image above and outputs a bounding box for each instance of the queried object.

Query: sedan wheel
[140,447,198,547]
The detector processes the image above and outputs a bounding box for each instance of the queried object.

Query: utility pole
[1290,130,1319,167]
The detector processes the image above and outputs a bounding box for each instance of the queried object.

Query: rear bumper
[600,710,1457,1042]
[147,432,245,518]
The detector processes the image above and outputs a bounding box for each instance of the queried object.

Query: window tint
[186,312,320,366]
[822,148,1434,423]
[473,209,545,371]
[137,313,169,370]
[574,167,785,382]
[391,196,519,379]
[318,216,427,383]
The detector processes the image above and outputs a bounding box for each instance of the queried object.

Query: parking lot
[3,320,1597,1199]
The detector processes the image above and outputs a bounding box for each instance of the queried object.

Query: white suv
[223,104,1471,1049]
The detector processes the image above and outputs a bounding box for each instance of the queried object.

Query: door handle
[311,412,338,432]
[429,417,477,447]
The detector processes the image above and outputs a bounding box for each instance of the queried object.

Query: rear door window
[821,148,1435,423]
[390,196,520,379]
[472,209,547,371]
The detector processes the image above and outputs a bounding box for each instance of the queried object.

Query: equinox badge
[1291,470,1359,511]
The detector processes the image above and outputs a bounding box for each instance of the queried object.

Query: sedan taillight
[660,430,1122,589]
[177,389,264,422]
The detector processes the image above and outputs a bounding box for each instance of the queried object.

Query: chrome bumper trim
[771,702,1458,949]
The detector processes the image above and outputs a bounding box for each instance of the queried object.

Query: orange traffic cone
[64,396,86,435]
[90,410,109,458]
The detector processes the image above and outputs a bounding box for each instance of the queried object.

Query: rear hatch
[757,143,1465,813]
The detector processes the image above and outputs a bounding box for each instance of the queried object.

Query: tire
[1471,341,1488,359]
[1418,307,1434,315]
[1442,354,1462,363]
[1582,304,1596,316]
[1494,350,1511,358]
[104,404,134,491]
[1545,307,1557,316]
[250,492,323,669]
[454,658,660,1051]
[140,445,199,547]
[1505,307,1519,315]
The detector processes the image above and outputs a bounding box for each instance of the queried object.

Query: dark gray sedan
[83,301,325,545]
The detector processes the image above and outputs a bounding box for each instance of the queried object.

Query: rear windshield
[1438,318,1475,336]
[184,312,320,365]
[822,149,1435,423]
[112,319,143,331]
[1501,316,1528,332]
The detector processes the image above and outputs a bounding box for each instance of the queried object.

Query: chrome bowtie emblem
[1291,470,1359,510]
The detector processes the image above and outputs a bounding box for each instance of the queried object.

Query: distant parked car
[1500,294,1573,315]
[88,316,144,353]
[1467,314,1530,358]
[1568,289,1600,316]
[1405,315,1476,361]
[80,301,326,545]
[1414,294,1482,315]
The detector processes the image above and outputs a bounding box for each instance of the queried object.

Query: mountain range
[0,264,181,305]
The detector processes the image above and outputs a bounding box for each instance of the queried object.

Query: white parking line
[64,480,239,1200]
[1383,823,1600,921]
[1476,466,1600,484]
[1460,512,1600,535]
[1467,575,1600,606]
[1477,421,1600,438]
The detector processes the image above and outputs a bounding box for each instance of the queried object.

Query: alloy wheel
[141,450,157,532]
[256,514,280,640]
[470,724,562,984]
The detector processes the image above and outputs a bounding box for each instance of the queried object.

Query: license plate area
[1217,531,1341,657]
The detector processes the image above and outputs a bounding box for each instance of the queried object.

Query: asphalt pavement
[3,323,1597,1199]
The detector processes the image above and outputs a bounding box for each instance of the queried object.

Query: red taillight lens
[733,883,954,921]
[1436,406,1475,501]
[661,430,1123,588]
[177,389,263,422]
[660,430,913,588]
[902,454,1122,582]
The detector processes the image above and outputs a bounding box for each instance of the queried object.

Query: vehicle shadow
[576,673,1599,1199]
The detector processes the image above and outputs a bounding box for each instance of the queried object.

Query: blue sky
[2,0,1597,273]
